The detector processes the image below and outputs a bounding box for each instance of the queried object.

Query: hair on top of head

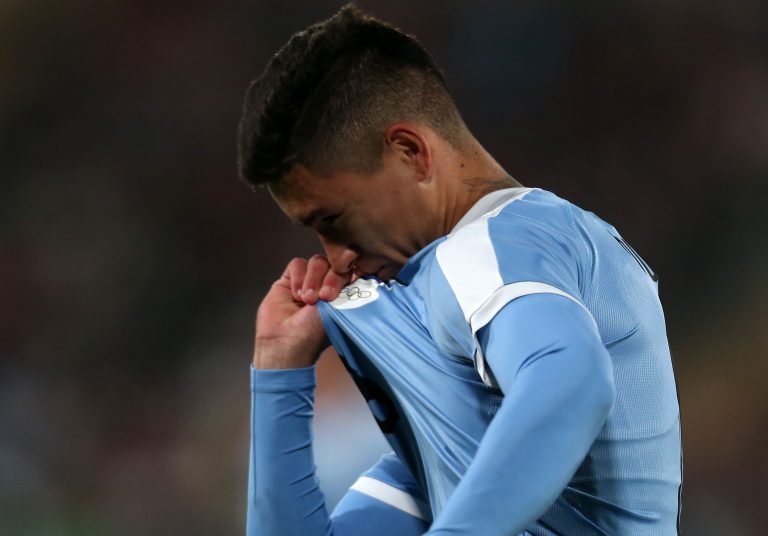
[237,2,466,188]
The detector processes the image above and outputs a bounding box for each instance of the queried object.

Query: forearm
[426,350,614,534]
[247,367,427,536]
[427,295,615,535]
[247,365,332,536]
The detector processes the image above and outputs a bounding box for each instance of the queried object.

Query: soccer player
[239,5,681,535]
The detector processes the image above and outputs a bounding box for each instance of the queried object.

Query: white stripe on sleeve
[469,281,590,334]
[436,217,502,322]
[349,476,430,521]
[471,282,594,388]
[434,188,598,388]
[436,188,533,322]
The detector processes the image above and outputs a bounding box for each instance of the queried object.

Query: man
[239,5,681,535]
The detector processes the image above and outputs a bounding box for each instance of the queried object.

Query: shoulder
[438,188,581,268]
[420,189,599,382]
[431,188,587,319]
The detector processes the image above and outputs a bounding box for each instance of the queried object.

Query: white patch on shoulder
[329,278,381,310]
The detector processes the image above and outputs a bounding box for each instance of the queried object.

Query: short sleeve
[427,190,592,386]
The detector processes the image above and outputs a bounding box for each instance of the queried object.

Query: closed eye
[318,213,345,239]
[321,214,341,226]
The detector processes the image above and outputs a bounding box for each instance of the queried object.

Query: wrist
[253,337,329,369]
[253,352,315,369]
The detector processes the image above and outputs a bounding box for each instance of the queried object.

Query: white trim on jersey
[450,186,533,235]
[436,188,535,387]
[470,281,589,333]
[349,476,431,521]
[437,216,503,322]
[437,188,534,323]
[435,188,600,388]
[470,282,595,388]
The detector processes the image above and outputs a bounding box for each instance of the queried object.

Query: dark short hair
[237,3,465,187]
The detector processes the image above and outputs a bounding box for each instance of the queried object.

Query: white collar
[450,187,533,235]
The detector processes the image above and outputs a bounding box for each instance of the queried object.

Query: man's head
[238,4,510,279]
[238,3,466,184]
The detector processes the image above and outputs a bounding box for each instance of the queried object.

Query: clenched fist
[253,255,350,369]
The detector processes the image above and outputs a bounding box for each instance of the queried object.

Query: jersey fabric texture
[315,188,682,534]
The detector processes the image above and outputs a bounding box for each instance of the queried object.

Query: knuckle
[287,257,308,269]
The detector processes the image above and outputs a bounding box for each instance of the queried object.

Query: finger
[301,255,331,304]
[264,276,298,306]
[285,258,308,302]
[319,270,350,301]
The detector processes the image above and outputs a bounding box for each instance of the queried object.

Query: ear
[383,123,433,183]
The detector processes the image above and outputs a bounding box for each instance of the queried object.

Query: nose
[319,235,359,274]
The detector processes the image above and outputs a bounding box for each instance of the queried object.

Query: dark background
[2,1,766,534]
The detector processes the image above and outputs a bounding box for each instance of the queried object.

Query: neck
[438,141,522,235]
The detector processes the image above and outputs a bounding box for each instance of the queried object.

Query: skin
[253,121,521,369]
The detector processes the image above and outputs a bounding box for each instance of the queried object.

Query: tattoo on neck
[462,176,521,193]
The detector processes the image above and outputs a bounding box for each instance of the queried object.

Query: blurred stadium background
[1,0,766,534]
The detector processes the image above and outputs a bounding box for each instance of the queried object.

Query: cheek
[342,201,406,254]
[341,216,393,255]
[364,212,399,244]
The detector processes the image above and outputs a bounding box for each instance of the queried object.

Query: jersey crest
[330,278,383,310]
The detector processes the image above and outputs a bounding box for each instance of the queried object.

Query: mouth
[349,265,389,281]
[350,261,401,282]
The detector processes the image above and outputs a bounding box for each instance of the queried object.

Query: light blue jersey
[316,188,682,534]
